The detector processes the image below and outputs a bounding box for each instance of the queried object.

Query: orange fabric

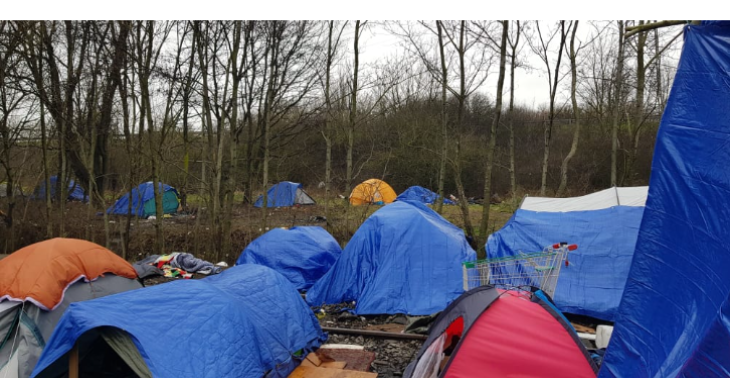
[349,179,397,206]
[0,238,137,310]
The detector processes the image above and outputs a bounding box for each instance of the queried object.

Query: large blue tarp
[236,226,342,291]
[307,201,476,315]
[486,206,644,321]
[600,22,730,378]
[107,182,177,217]
[396,186,454,205]
[33,176,88,202]
[32,265,325,378]
[254,181,313,208]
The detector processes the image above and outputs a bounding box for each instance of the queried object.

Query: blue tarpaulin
[396,186,454,205]
[32,265,325,378]
[236,227,342,291]
[107,182,178,218]
[254,182,315,208]
[307,201,476,315]
[599,22,730,378]
[32,176,88,202]
[486,207,644,321]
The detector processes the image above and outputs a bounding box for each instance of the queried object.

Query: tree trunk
[611,21,625,187]
[324,21,335,223]
[478,20,509,254]
[40,100,53,238]
[557,21,580,197]
[453,20,474,240]
[346,20,361,198]
[508,21,521,198]
[222,21,243,261]
[539,21,567,196]
[436,20,448,214]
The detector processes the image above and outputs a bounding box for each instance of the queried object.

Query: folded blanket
[170,253,222,275]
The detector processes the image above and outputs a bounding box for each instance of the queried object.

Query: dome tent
[396,185,454,205]
[349,178,396,206]
[307,201,475,315]
[0,238,141,378]
[107,181,179,218]
[31,176,88,202]
[31,265,325,378]
[254,181,315,208]
[403,286,598,378]
[236,226,341,291]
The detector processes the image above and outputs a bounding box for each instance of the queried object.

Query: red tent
[404,286,598,378]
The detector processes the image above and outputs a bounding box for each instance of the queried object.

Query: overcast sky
[354,21,684,108]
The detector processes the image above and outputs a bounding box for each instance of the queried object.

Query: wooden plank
[321,361,347,369]
[69,342,79,378]
[288,365,377,378]
[301,359,346,369]
[304,352,322,367]
[572,323,596,334]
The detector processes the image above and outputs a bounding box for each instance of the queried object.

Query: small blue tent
[107,182,179,218]
[487,206,644,321]
[600,22,730,378]
[307,200,476,315]
[32,176,88,202]
[32,265,325,378]
[236,226,342,291]
[254,181,315,208]
[396,186,454,205]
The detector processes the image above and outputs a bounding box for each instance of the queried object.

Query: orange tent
[349,179,397,206]
[0,238,137,310]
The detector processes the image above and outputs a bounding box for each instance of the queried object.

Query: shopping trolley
[462,242,577,298]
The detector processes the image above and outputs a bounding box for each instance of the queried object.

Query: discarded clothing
[133,253,221,279]
[171,253,222,275]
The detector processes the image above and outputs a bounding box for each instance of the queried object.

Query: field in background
[0,186,516,262]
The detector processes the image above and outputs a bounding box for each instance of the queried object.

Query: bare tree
[478,20,509,253]
[507,20,523,198]
[322,20,347,220]
[610,21,626,187]
[345,20,364,198]
[557,21,581,196]
[528,21,569,196]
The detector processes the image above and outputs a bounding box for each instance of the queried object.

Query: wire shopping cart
[462,243,577,298]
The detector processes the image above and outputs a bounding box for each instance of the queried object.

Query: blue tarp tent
[107,182,179,218]
[236,226,342,291]
[600,22,730,378]
[254,182,315,208]
[307,200,476,315]
[396,186,454,205]
[32,265,325,378]
[486,206,644,321]
[32,176,88,202]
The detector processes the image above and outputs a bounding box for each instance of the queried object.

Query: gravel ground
[315,303,425,377]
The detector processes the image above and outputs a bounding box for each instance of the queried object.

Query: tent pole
[614,186,621,206]
[69,341,79,378]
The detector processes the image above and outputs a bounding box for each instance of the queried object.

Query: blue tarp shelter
[307,200,476,315]
[107,182,179,218]
[254,182,315,208]
[32,265,325,378]
[396,186,454,205]
[236,226,342,291]
[32,176,88,202]
[486,205,644,321]
[600,22,730,378]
